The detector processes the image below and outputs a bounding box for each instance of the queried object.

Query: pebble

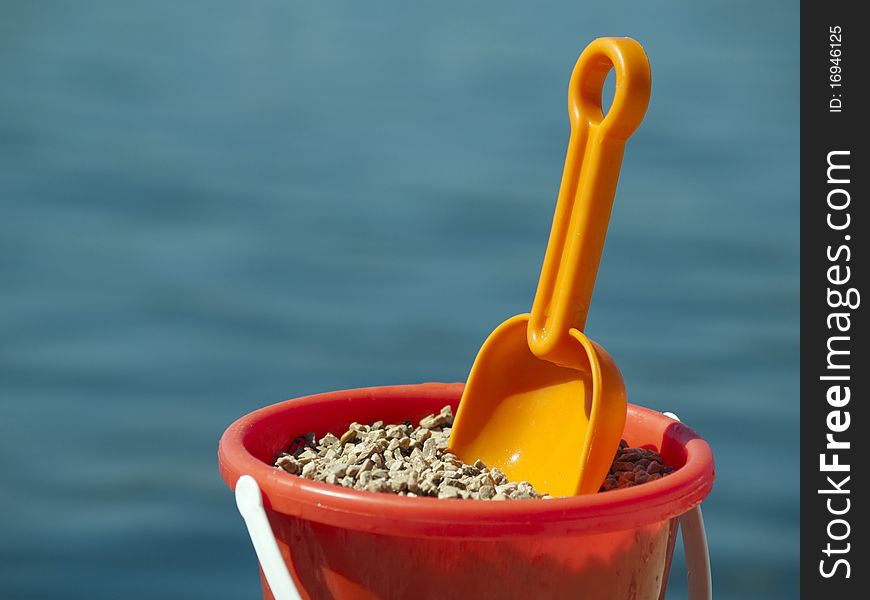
[273,405,548,500]
[274,407,675,499]
[599,439,675,492]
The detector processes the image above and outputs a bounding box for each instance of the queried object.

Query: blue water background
[1,1,798,598]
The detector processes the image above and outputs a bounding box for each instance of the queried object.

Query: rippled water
[1,1,798,598]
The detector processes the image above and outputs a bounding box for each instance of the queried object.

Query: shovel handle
[528,37,650,367]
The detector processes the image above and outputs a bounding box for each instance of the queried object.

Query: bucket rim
[218,383,715,538]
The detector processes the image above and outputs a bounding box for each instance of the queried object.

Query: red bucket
[219,383,714,600]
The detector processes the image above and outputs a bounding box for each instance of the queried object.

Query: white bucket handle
[237,410,711,600]
[235,475,302,600]
[664,411,713,600]
[679,506,712,599]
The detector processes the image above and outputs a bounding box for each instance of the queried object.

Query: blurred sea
[0,1,798,598]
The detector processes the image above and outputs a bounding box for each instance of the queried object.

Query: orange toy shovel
[449,38,651,496]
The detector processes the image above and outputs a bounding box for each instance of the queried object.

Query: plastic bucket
[219,383,715,600]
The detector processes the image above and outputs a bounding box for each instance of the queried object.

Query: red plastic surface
[218,383,715,600]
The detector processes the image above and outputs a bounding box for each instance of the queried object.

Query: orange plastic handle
[528,37,651,368]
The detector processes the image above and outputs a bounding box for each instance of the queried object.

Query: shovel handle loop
[528,38,650,368]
